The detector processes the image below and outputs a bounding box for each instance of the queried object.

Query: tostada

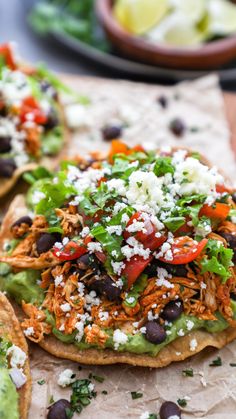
[0,141,236,367]
[0,292,31,419]
[0,43,67,197]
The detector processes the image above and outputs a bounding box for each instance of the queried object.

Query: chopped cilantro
[201,239,233,283]
[49,395,55,405]
[229,363,236,367]
[131,391,143,400]
[92,375,104,383]
[37,379,46,385]
[177,398,187,407]
[153,157,174,177]
[182,368,194,377]
[70,379,96,415]
[209,356,222,367]
[148,415,157,419]
[102,390,108,395]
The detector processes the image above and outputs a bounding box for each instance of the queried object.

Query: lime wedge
[114,0,169,35]
[169,0,207,23]
[207,0,236,35]
[147,13,205,47]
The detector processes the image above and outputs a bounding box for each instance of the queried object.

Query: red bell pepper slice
[157,236,208,265]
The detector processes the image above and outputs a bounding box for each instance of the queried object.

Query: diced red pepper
[122,255,153,289]
[20,96,47,125]
[53,236,91,261]
[199,203,230,220]
[216,184,232,194]
[0,43,16,70]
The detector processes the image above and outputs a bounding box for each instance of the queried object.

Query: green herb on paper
[182,368,194,377]
[131,391,143,400]
[209,356,222,367]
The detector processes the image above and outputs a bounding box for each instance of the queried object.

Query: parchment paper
[24,75,236,418]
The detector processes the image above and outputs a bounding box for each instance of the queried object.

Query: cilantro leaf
[209,356,222,366]
[131,391,143,400]
[124,275,147,308]
[153,157,174,177]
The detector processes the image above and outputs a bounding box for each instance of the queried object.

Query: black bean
[145,321,166,344]
[157,95,168,109]
[232,193,236,204]
[47,399,71,419]
[36,233,60,255]
[157,261,188,277]
[162,300,183,322]
[77,253,91,270]
[12,216,32,229]
[0,106,7,117]
[88,279,105,294]
[143,261,158,277]
[169,118,186,137]
[102,125,122,141]
[44,110,59,130]
[102,275,122,301]
[40,80,57,99]
[0,158,16,178]
[159,401,181,419]
[0,136,11,153]
[230,293,236,301]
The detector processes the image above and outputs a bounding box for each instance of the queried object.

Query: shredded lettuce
[124,275,147,307]
[200,239,234,283]
[90,225,123,261]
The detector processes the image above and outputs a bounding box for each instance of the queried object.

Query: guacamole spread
[0,339,20,419]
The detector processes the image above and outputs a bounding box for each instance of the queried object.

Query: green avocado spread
[1,265,236,356]
[0,339,19,419]
[0,369,19,419]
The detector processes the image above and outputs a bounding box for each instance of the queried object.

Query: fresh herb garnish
[182,368,194,377]
[153,156,174,177]
[37,379,46,385]
[102,390,108,395]
[229,363,236,367]
[131,391,143,400]
[177,398,187,407]
[70,379,96,415]
[49,395,55,405]
[209,356,222,367]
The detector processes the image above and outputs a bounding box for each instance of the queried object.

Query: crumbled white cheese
[113,329,128,350]
[106,225,122,236]
[58,369,76,387]
[60,303,71,312]
[126,170,164,211]
[87,242,103,253]
[189,338,198,351]
[186,320,194,331]
[7,345,26,369]
[31,191,46,205]
[24,327,35,337]
[55,275,64,287]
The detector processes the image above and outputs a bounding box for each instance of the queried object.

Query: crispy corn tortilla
[0,292,31,419]
[1,193,236,368]
[0,102,69,199]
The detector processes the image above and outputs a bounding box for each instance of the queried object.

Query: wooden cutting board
[224,92,236,156]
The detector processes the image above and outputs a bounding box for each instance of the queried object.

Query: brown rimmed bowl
[96,0,236,70]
